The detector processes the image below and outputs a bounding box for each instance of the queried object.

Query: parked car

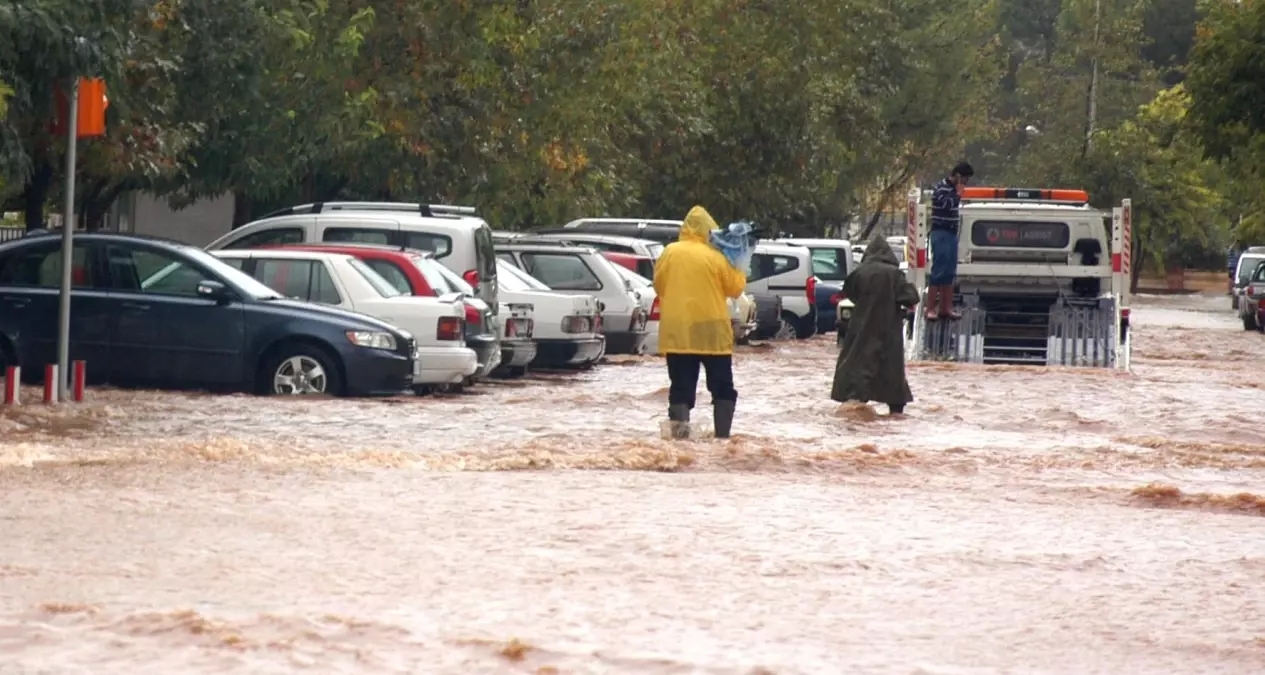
[204,201,500,310]
[211,249,479,392]
[773,238,854,333]
[253,243,505,380]
[496,259,605,368]
[599,251,657,280]
[1232,246,1265,311]
[610,265,660,354]
[748,242,817,339]
[0,233,415,396]
[1237,260,1265,331]
[421,260,537,377]
[531,231,665,260]
[496,241,649,355]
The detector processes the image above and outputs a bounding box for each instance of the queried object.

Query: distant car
[1232,246,1265,311]
[497,241,649,355]
[559,218,682,244]
[531,231,666,261]
[496,259,605,368]
[254,243,506,380]
[211,249,479,392]
[0,232,415,396]
[421,259,537,377]
[1238,260,1265,331]
[773,238,855,334]
[747,242,817,339]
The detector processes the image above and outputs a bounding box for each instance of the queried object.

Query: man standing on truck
[653,206,748,440]
[926,162,974,321]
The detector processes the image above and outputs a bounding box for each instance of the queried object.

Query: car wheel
[1244,314,1257,332]
[262,344,342,396]
[786,312,816,340]
[774,316,797,340]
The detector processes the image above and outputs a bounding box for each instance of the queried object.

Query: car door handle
[1,297,29,309]
[121,301,150,311]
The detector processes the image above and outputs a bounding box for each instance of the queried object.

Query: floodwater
[1,293,1263,674]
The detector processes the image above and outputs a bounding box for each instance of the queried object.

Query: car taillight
[649,297,660,321]
[462,269,479,287]
[437,316,463,341]
[593,314,603,332]
[1250,285,1263,296]
[806,276,817,303]
[1121,307,1130,320]
[830,292,846,304]
[561,315,590,333]
[463,303,481,326]
[505,319,516,337]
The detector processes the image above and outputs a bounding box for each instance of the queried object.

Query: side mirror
[196,279,233,305]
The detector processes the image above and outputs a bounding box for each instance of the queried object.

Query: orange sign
[51,78,108,138]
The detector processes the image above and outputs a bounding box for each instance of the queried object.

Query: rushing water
[1,293,1262,674]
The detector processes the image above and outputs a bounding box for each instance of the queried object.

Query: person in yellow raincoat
[652,206,748,439]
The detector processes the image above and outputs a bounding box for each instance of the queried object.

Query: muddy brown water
[1,293,1263,674]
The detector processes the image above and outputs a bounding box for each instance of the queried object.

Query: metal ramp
[910,293,1123,369]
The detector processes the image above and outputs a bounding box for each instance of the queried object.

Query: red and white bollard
[72,360,86,402]
[43,364,58,404]
[3,366,18,405]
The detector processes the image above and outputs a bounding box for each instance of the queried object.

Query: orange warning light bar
[960,187,1090,203]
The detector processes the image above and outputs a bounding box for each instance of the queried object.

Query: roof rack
[260,202,479,220]
[497,236,581,247]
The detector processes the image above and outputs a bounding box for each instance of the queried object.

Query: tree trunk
[22,162,55,231]
[232,190,254,229]
[1128,237,1144,295]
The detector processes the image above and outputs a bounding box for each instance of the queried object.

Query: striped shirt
[930,178,961,233]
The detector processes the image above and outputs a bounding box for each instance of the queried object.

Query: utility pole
[57,77,80,403]
[1082,0,1102,160]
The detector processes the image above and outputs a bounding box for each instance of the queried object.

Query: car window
[403,231,454,258]
[497,253,519,267]
[255,258,318,300]
[310,261,342,305]
[809,248,848,281]
[646,243,665,259]
[1239,256,1265,285]
[324,227,394,247]
[0,242,97,288]
[363,259,416,295]
[429,260,475,295]
[223,227,305,250]
[749,253,799,283]
[520,253,602,291]
[411,257,457,295]
[614,264,651,288]
[1253,262,1265,283]
[127,248,210,296]
[498,259,551,291]
[346,257,403,298]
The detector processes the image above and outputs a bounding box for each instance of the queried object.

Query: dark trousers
[666,354,737,409]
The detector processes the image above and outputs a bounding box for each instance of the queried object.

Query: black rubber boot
[713,400,736,439]
[889,403,905,415]
[668,404,691,440]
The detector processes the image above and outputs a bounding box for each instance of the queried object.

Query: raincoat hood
[862,235,900,267]
[680,206,719,243]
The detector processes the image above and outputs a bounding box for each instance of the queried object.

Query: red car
[600,251,655,279]
[258,243,536,377]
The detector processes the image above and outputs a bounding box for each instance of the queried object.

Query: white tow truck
[898,186,1133,370]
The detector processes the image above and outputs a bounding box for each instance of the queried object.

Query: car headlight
[345,330,397,351]
[839,309,852,319]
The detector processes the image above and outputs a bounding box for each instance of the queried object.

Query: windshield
[184,248,282,299]
[410,256,458,294]
[1239,255,1265,285]
[1253,261,1265,283]
[347,257,403,298]
[613,264,651,288]
[498,259,551,291]
[429,259,476,295]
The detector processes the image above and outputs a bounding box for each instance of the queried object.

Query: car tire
[260,343,343,396]
[411,385,433,396]
[1244,314,1257,331]
[785,312,816,340]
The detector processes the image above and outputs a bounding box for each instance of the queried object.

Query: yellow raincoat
[652,206,748,355]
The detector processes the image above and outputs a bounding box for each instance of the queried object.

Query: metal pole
[57,78,79,403]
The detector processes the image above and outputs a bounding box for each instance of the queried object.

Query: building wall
[113,192,235,247]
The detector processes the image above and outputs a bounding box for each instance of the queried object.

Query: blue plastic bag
[710,221,755,277]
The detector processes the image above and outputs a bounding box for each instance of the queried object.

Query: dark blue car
[0,232,415,396]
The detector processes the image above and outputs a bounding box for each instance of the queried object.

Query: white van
[749,242,817,339]
[204,202,500,311]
